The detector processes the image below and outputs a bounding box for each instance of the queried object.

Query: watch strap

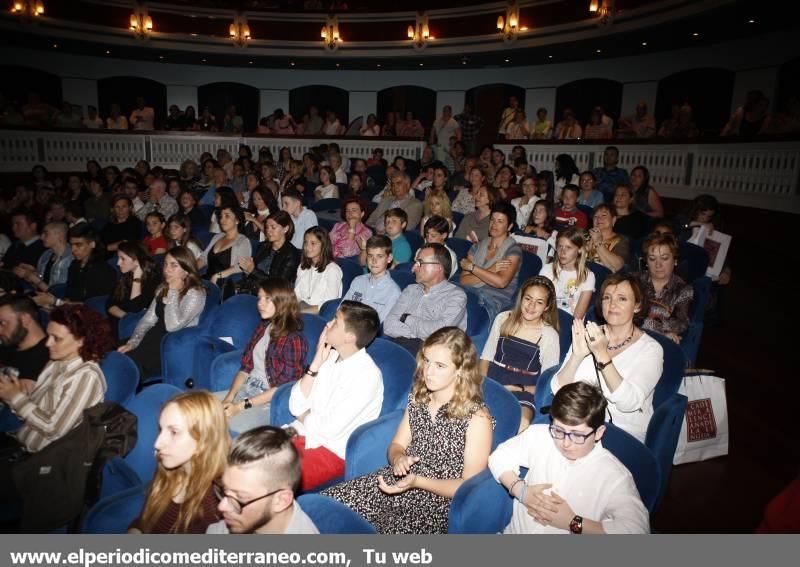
[569,515,583,534]
[595,359,613,372]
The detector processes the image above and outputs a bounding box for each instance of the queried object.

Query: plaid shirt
[240,324,308,387]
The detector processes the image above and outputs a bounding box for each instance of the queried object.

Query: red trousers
[291,436,345,491]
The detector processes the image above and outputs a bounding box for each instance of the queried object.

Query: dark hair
[167,213,203,250]
[217,203,245,233]
[527,201,556,233]
[338,300,380,349]
[594,272,649,326]
[561,183,580,197]
[258,278,304,341]
[555,154,580,182]
[228,426,301,493]
[67,223,104,263]
[642,232,679,260]
[145,211,166,226]
[158,246,205,300]
[490,202,518,234]
[630,165,652,203]
[10,208,38,227]
[248,184,277,216]
[49,304,114,362]
[300,226,334,272]
[281,188,303,203]
[384,207,408,226]
[550,382,608,430]
[340,197,365,221]
[0,295,39,320]
[113,241,157,304]
[365,234,392,255]
[419,242,452,277]
[689,194,720,224]
[423,215,450,236]
[266,210,295,243]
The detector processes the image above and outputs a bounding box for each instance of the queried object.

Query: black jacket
[249,239,300,285]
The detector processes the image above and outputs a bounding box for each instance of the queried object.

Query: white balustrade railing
[1,130,798,212]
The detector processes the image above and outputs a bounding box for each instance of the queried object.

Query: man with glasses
[488,382,649,534]
[207,426,319,534]
[384,243,467,356]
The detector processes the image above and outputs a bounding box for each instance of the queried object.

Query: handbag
[673,371,729,465]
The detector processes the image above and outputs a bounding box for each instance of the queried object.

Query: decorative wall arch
[1,66,62,108]
[198,82,260,132]
[377,85,436,137]
[655,68,734,135]
[97,76,167,129]
[555,78,623,131]
[466,83,525,147]
[289,85,349,128]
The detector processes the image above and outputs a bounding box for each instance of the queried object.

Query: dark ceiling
[1,0,794,70]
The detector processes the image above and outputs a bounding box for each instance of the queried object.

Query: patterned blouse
[639,271,694,336]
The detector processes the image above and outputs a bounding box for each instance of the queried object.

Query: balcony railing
[1,128,798,213]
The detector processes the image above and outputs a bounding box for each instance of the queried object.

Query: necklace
[607,329,634,351]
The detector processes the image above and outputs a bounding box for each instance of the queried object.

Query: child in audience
[480,276,561,430]
[540,227,595,319]
[420,189,455,237]
[143,211,168,255]
[294,226,343,314]
[554,184,588,230]
[488,382,649,534]
[419,216,457,278]
[314,165,339,201]
[129,391,230,534]
[215,279,308,434]
[345,234,401,322]
[323,327,494,533]
[167,213,204,262]
[383,208,412,265]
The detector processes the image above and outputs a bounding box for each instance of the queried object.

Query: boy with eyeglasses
[488,382,649,534]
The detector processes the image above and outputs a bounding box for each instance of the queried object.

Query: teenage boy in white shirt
[287,301,383,491]
[489,382,649,534]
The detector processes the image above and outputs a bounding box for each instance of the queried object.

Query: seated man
[287,301,383,491]
[1,209,45,270]
[12,221,72,293]
[383,243,467,356]
[207,426,319,534]
[136,178,178,221]
[346,235,401,322]
[488,382,649,534]
[367,172,423,233]
[0,296,49,390]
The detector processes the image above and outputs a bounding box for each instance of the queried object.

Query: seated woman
[208,187,238,234]
[198,204,251,287]
[237,211,301,293]
[586,204,629,273]
[118,247,206,381]
[33,224,118,309]
[242,184,275,242]
[451,166,485,215]
[511,175,541,230]
[106,241,160,326]
[101,195,142,255]
[143,212,169,256]
[578,170,604,209]
[459,202,523,322]
[0,304,112,455]
[493,165,519,202]
[630,166,664,219]
[540,227,594,319]
[638,233,693,343]
[314,166,339,202]
[214,279,308,433]
[294,227,343,314]
[480,276,560,430]
[280,160,307,197]
[322,327,494,534]
[523,200,558,259]
[612,184,651,241]
[167,213,204,262]
[454,186,498,244]
[128,391,229,534]
[552,273,664,442]
[420,189,455,237]
[330,198,372,259]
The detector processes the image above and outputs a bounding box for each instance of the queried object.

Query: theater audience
[612,184,651,241]
[294,227,342,314]
[419,217,458,279]
[577,171,604,209]
[0,296,49,389]
[454,186,497,243]
[554,154,580,204]
[143,212,169,256]
[198,204,251,286]
[287,301,383,491]
[237,211,301,292]
[592,146,629,203]
[1,210,44,270]
[451,166,485,215]
[630,166,664,219]
[617,102,656,139]
[167,213,204,261]
[381,208,412,266]
[554,185,589,230]
[368,172,423,234]
[129,391,229,534]
[511,176,540,230]
[12,221,72,292]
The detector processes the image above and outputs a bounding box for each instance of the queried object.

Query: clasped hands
[520,483,575,530]
[378,454,420,495]
[571,318,610,359]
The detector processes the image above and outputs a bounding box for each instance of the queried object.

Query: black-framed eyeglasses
[213,482,284,514]
[548,423,598,445]
[413,260,440,267]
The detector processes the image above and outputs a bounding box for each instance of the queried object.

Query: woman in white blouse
[295,226,343,314]
[314,166,340,202]
[551,272,664,442]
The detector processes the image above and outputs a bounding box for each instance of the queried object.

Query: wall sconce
[321,15,341,51]
[590,0,615,25]
[129,4,153,40]
[407,12,431,50]
[229,12,251,48]
[496,1,520,43]
[11,1,45,17]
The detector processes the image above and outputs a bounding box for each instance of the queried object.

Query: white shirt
[288,348,383,459]
[294,262,343,308]
[489,424,649,534]
[334,168,348,184]
[511,195,541,229]
[290,208,319,249]
[130,106,155,130]
[539,263,595,316]
[315,184,338,200]
[552,333,663,443]
[251,330,271,382]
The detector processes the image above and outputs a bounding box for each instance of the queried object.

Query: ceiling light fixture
[130,3,153,40]
[407,11,431,50]
[496,1,521,43]
[321,15,342,52]
[11,1,44,18]
[589,0,615,26]
[229,12,251,48]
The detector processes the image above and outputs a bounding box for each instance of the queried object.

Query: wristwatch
[243,398,252,410]
[400,313,410,324]
[595,359,613,372]
[569,515,583,534]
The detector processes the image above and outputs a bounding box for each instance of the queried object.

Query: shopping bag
[673,372,728,464]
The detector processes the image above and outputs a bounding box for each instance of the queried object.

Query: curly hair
[49,304,114,362]
[411,327,485,420]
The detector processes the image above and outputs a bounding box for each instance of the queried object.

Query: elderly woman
[638,233,694,343]
[330,198,372,259]
[460,202,523,322]
[552,273,664,442]
[586,203,629,273]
